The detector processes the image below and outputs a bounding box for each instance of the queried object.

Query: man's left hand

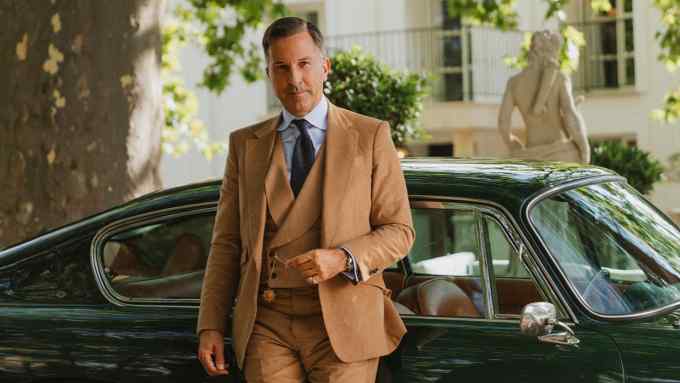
[286,248,346,285]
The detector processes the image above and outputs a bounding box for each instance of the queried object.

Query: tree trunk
[0,0,164,249]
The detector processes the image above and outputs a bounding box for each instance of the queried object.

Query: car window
[484,216,542,316]
[531,182,680,316]
[99,213,214,301]
[397,201,486,318]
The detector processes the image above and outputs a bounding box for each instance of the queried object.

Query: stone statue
[498,30,590,164]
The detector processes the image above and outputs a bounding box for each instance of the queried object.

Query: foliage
[445,0,518,30]
[591,141,664,195]
[325,47,429,147]
[651,0,680,122]
[174,0,286,93]
[161,1,286,158]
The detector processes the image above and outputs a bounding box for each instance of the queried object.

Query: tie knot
[291,119,312,133]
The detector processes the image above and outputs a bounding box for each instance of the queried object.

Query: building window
[437,0,470,101]
[575,0,634,90]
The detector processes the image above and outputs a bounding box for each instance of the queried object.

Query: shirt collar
[278,96,328,131]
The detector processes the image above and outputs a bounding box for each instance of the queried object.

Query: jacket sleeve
[197,132,242,335]
[341,121,415,282]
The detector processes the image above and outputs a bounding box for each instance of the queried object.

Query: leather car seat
[161,233,206,277]
[396,278,480,317]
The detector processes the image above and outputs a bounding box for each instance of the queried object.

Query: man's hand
[198,330,229,376]
[287,248,347,284]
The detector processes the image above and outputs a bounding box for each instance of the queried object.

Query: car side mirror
[520,302,580,347]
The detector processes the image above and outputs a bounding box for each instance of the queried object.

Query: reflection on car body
[1,159,680,382]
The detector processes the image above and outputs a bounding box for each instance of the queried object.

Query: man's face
[267,30,330,117]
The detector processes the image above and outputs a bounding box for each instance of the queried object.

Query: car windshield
[530,181,680,316]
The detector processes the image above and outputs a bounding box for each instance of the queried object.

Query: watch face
[346,255,354,272]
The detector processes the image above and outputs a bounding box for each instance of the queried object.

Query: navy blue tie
[290,119,315,197]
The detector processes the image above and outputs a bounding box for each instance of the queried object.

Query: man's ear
[322,56,331,81]
[265,65,271,80]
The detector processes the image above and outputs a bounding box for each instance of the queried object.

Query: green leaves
[591,141,665,195]
[445,0,519,30]
[161,0,286,158]
[651,0,680,122]
[325,47,429,147]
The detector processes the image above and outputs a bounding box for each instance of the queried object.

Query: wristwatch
[344,251,354,272]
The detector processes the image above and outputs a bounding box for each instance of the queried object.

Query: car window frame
[525,175,680,322]
[404,196,570,322]
[91,202,217,308]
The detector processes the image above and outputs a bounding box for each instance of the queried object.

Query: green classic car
[2,159,680,382]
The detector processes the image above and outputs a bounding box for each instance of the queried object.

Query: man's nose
[288,66,302,85]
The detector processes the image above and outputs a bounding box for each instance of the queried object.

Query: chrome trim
[524,175,680,322]
[90,202,217,309]
[477,211,496,319]
[400,312,576,326]
[481,214,551,317]
[408,195,576,323]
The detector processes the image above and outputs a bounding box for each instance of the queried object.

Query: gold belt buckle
[262,288,276,303]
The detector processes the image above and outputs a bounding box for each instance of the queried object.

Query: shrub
[325,47,429,147]
[591,140,664,195]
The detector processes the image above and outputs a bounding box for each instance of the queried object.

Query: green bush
[591,140,664,195]
[325,47,429,147]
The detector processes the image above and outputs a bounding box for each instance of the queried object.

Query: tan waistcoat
[261,136,326,288]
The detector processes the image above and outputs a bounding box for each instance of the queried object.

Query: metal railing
[326,26,525,102]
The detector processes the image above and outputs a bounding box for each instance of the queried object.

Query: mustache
[286,85,309,94]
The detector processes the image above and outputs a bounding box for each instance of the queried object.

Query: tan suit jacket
[197,103,415,368]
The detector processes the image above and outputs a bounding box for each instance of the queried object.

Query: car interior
[98,203,543,319]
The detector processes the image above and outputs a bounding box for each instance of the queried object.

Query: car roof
[0,158,617,260]
[401,158,615,205]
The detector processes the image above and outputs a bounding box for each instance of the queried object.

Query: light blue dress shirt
[277,96,328,180]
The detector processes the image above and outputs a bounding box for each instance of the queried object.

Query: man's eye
[300,62,311,68]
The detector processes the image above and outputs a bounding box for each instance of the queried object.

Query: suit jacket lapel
[265,136,295,228]
[244,117,279,270]
[321,104,358,248]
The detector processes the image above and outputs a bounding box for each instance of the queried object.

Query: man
[197,16,414,383]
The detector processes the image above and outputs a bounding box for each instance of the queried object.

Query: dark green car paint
[1,159,677,382]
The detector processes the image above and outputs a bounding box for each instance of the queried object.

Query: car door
[88,203,242,382]
[380,200,623,383]
[0,203,236,383]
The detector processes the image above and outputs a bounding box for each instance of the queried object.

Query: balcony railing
[326,26,525,102]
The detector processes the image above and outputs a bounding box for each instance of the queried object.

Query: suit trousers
[243,286,379,383]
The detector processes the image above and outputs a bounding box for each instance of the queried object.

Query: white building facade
[162,0,680,220]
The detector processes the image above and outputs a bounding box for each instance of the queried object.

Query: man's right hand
[198,330,229,376]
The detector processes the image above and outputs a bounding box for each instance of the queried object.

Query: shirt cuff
[339,246,361,284]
